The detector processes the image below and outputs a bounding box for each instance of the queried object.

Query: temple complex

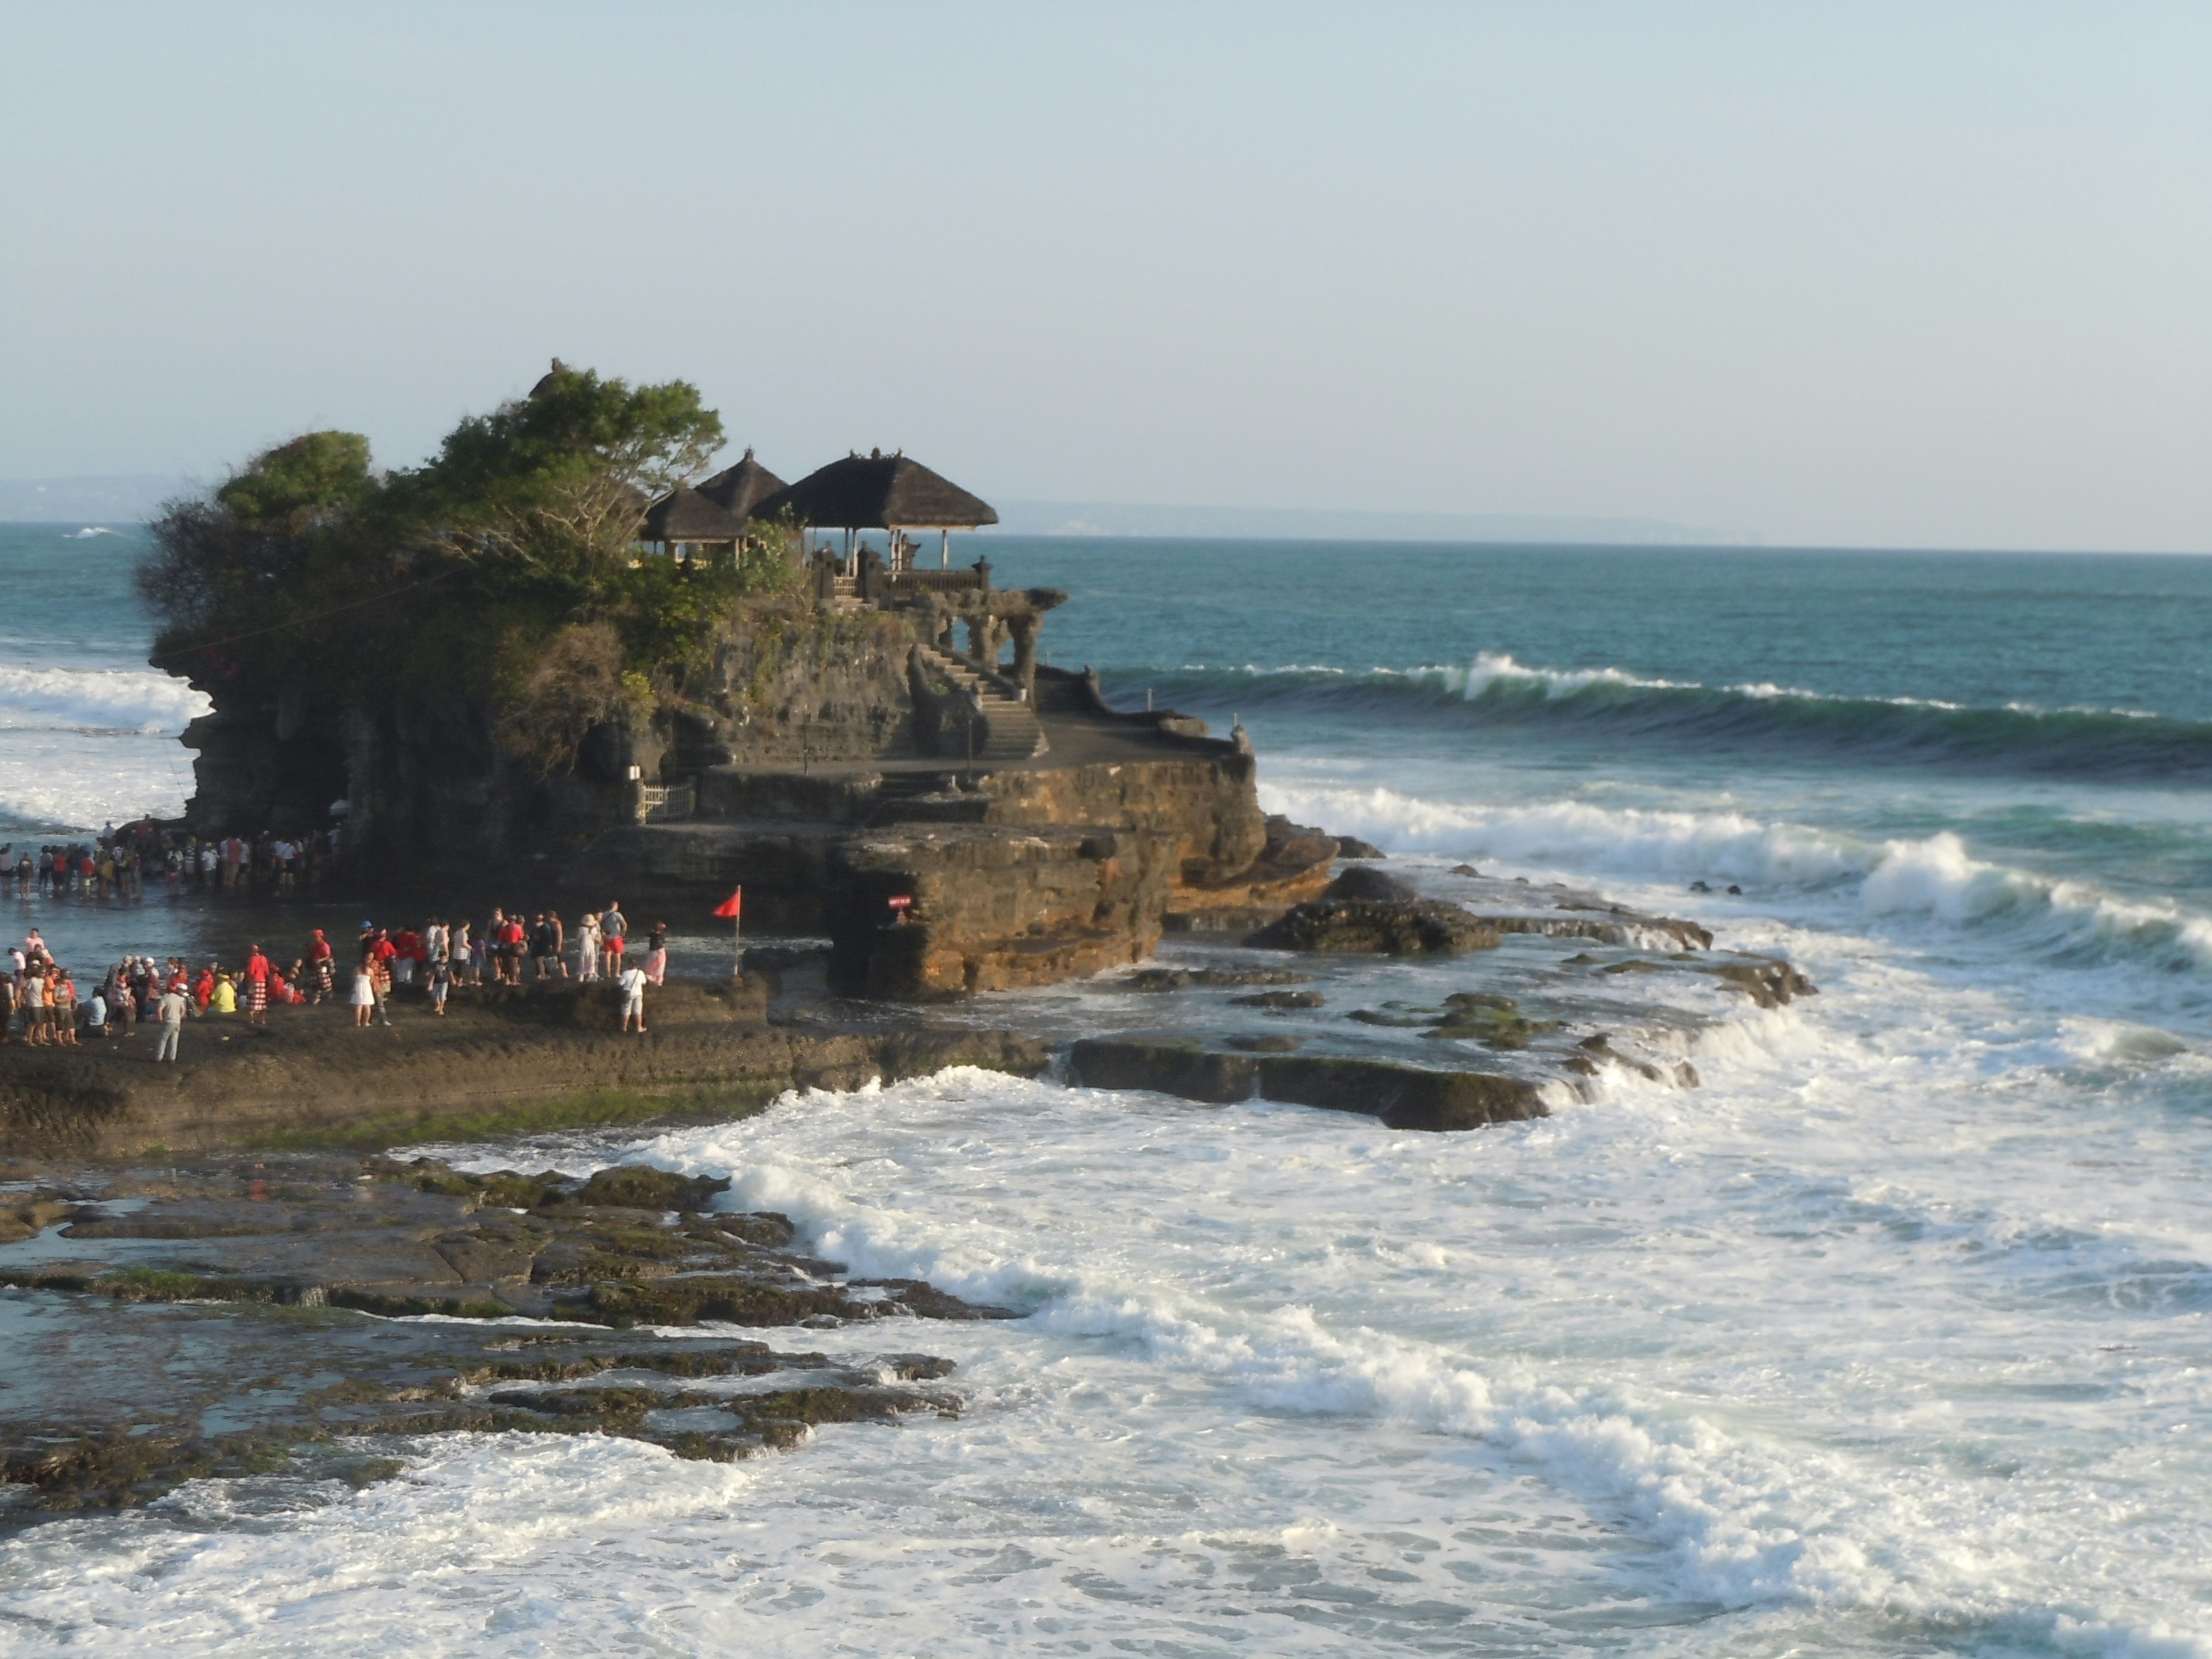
[168,371,1338,1001]
[599,446,1335,997]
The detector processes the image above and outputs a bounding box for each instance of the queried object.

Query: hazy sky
[4,2,2207,550]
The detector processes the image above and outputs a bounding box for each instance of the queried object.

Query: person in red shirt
[192,965,215,1012]
[306,930,335,1002]
[244,944,272,1027]
[498,914,527,984]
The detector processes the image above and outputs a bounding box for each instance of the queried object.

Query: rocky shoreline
[0,862,1815,1524]
[0,1153,1005,1514]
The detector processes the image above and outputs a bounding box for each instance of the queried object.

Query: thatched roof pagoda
[639,486,749,555]
[695,449,786,518]
[753,449,997,571]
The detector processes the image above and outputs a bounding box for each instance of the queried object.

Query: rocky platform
[1057,867,1811,1123]
[0,978,1050,1160]
[0,1152,1007,1516]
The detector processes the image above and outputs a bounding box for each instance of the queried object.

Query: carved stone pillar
[1008,613,1041,698]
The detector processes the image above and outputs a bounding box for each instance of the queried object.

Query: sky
[2,1,2207,551]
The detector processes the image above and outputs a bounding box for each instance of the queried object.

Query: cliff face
[181,687,627,866]
[168,596,1334,1000]
[173,605,921,868]
[674,606,919,770]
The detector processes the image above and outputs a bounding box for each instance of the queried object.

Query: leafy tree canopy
[214,430,375,532]
[140,366,793,723]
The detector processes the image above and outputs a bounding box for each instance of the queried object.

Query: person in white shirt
[155,985,188,1063]
[618,961,647,1034]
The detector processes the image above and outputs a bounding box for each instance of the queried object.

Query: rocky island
[0,362,1816,1517]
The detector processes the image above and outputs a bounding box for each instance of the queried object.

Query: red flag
[713,888,743,919]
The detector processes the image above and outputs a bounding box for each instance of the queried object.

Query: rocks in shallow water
[0,1304,961,1513]
[1120,966,1317,992]
[1419,993,1562,1051]
[1067,1040,1260,1104]
[1246,896,1502,956]
[1349,994,1559,1051]
[563,1165,733,1214]
[0,1152,1000,1514]
[1580,952,1816,1007]
[1228,990,1325,1010]
[1332,835,1387,859]
[0,1154,1012,1515]
[1321,866,1414,903]
[0,1193,74,1244]
[0,1154,1010,1329]
[1450,863,1482,877]
[1066,1039,1546,1131]
[1257,1055,1547,1131]
[1708,959,1816,1007]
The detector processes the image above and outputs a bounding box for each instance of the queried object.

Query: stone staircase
[916,645,1048,762]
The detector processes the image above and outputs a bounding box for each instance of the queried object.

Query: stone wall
[684,604,919,768]
[828,823,1183,997]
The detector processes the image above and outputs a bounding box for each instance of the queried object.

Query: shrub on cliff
[140,365,798,770]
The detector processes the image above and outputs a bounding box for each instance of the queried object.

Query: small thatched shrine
[752,449,999,573]
[637,486,750,562]
[695,449,786,518]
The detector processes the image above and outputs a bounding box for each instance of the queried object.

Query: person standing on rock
[618,956,648,1035]
[576,912,601,982]
[306,929,335,1003]
[602,902,627,978]
[20,967,48,1046]
[155,979,188,1062]
[52,970,77,1044]
[349,959,378,1028]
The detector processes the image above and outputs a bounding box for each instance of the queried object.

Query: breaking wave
[1126,653,2212,781]
[1260,783,2212,976]
[0,664,209,733]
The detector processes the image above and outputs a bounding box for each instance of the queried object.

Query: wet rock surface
[0,978,1052,1159]
[0,1152,1003,1518]
[1066,1039,1547,1131]
[1247,896,1503,956]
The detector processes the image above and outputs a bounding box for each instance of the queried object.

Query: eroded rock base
[0,1153,1006,1517]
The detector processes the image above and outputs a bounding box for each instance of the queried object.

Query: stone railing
[870,567,987,599]
[635,781,695,824]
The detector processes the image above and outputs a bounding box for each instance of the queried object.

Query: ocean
[3,524,2210,1656]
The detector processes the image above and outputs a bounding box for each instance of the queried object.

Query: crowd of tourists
[0,821,340,901]
[0,902,673,1059]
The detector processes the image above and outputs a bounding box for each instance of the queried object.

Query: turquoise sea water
[3,525,2211,1657]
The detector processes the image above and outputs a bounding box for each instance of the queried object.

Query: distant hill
[0,475,194,524]
[991,499,1757,546]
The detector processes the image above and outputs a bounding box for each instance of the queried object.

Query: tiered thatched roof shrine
[751,449,999,572]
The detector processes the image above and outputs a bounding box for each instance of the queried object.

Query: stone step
[916,646,1047,760]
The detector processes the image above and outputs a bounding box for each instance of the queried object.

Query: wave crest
[1260,783,2212,976]
[1132,653,2209,781]
[0,665,209,733]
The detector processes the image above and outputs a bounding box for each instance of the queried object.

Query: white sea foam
[421,1048,2211,1651]
[1452,650,1684,698]
[1260,782,2212,974]
[0,664,208,733]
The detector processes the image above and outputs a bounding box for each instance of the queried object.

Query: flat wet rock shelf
[0,1153,1007,1516]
